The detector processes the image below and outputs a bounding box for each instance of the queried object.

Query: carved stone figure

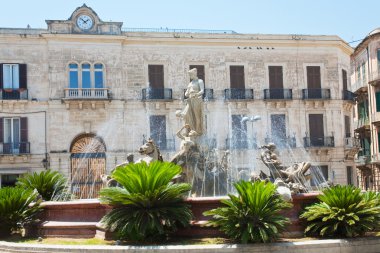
[176,68,204,136]
[136,138,163,164]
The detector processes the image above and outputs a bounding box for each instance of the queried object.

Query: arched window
[69,63,78,88]
[94,63,104,88]
[82,63,91,88]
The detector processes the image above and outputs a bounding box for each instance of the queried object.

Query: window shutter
[230,66,245,89]
[19,64,27,89]
[189,65,205,83]
[342,69,347,91]
[0,64,3,89]
[20,117,28,143]
[269,66,283,89]
[148,65,164,89]
[307,66,321,89]
[0,118,3,143]
[376,92,380,112]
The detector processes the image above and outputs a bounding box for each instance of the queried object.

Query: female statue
[176,68,204,136]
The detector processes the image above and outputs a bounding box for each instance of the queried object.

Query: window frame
[68,62,105,89]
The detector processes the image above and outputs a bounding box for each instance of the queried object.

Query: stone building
[352,28,380,191]
[0,5,357,196]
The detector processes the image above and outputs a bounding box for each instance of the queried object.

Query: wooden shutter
[20,117,28,143]
[342,69,347,91]
[189,65,205,83]
[309,114,324,146]
[344,116,351,137]
[148,65,164,89]
[0,118,3,143]
[269,66,283,89]
[307,66,321,89]
[230,66,245,89]
[0,64,3,89]
[19,64,27,89]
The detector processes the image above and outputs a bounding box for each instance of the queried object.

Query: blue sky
[1,0,379,46]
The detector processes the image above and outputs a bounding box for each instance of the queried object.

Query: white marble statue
[176,68,204,136]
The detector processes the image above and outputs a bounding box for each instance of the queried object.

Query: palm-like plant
[0,187,42,237]
[204,180,292,243]
[99,161,192,242]
[300,185,380,238]
[16,169,69,201]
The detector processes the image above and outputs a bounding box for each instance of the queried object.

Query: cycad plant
[204,180,292,243]
[99,161,192,242]
[16,169,69,201]
[0,187,42,237]
[300,185,380,238]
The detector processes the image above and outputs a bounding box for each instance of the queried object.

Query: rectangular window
[229,66,245,99]
[231,115,247,149]
[69,64,78,88]
[306,66,321,98]
[346,166,353,185]
[3,64,19,89]
[310,165,328,186]
[3,118,20,154]
[344,115,351,138]
[149,115,166,150]
[82,64,91,88]
[357,65,361,81]
[308,114,324,146]
[189,65,205,83]
[94,64,103,88]
[362,63,366,83]
[271,114,286,148]
[0,174,19,188]
[269,66,284,99]
[377,49,380,73]
[342,69,347,91]
[148,65,164,88]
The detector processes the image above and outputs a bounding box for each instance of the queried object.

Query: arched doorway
[70,134,106,199]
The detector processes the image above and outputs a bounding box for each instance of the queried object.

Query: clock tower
[45,4,123,35]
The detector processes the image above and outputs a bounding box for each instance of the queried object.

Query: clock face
[76,15,93,30]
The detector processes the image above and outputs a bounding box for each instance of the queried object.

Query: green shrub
[204,180,292,243]
[300,185,380,238]
[99,161,192,242]
[16,169,69,201]
[0,187,42,238]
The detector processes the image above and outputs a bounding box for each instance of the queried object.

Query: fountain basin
[37,193,320,239]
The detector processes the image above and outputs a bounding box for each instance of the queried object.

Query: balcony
[0,89,28,100]
[355,117,370,129]
[0,142,30,155]
[224,88,254,100]
[342,90,356,102]
[303,136,334,148]
[64,88,109,99]
[302,89,331,100]
[344,137,361,149]
[263,89,292,100]
[225,138,257,150]
[183,88,214,100]
[355,153,371,166]
[351,80,366,93]
[142,88,172,100]
[369,72,380,85]
[264,136,296,148]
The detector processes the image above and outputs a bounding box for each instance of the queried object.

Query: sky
[1,0,379,47]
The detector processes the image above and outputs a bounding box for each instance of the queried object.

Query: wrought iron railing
[263,89,292,100]
[343,90,356,101]
[0,89,28,100]
[183,88,214,100]
[64,88,109,99]
[302,89,331,99]
[303,136,334,147]
[264,136,296,148]
[355,117,370,129]
[122,27,237,34]
[0,142,30,154]
[224,88,254,100]
[344,137,361,148]
[142,88,173,100]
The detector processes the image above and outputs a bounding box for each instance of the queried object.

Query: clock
[76,14,93,30]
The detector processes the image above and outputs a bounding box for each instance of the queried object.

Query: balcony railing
[142,88,173,100]
[0,142,30,154]
[183,88,214,100]
[303,136,334,147]
[0,89,28,100]
[64,88,109,99]
[225,138,257,150]
[302,89,331,99]
[351,79,366,92]
[224,88,254,100]
[355,154,371,165]
[370,72,380,83]
[343,90,356,101]
[264,136,296,148]
[355,117,370,129]
[344,137,361,149]
[263,89,292,100]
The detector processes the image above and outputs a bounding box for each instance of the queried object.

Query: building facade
[0,5,357,196]
[352,28,380,191]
